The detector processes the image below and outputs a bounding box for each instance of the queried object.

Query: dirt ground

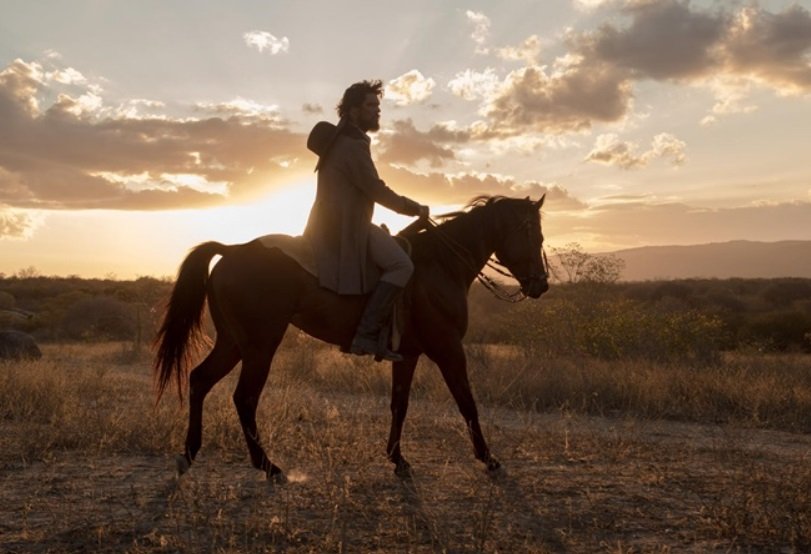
[1,389,809,553]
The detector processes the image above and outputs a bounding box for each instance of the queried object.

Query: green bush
[488,286,724,365]
[744,310,811,352]
[60,296,136,341]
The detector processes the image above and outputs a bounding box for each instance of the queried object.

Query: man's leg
[351,225,413,361]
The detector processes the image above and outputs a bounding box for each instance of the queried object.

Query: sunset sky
[1,0,810,278]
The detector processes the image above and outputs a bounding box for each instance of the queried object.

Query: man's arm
[347,140,424,216]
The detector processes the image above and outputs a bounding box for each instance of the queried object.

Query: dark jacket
[304,123,421,294]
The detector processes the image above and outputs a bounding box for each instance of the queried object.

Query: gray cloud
[582,0,726,80]
[302,102,324,114]
[723,5,811,92]
[466,1,811,136]
[377,119,457,167]
[423,121,477,143]
[579,0,811,90]
[482,61,633,134]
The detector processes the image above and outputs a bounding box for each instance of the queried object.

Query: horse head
[492,195,549,299]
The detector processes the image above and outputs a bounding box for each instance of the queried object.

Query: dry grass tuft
[700,460,811,550]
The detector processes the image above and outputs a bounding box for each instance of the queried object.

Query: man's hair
[336,80,383,119]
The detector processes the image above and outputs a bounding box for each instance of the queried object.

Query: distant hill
[609,240,811,281]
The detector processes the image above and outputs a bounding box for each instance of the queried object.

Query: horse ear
[535,194,546,210]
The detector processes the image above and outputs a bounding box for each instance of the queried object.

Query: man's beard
[359,115,380,132]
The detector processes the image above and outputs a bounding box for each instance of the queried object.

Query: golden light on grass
[1,340,810,551]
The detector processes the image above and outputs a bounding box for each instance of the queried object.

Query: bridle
[485,250,551,301]
[422,215,549,303]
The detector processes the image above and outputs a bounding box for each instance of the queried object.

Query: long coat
[304,124,421,295]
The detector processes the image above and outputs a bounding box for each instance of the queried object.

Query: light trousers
[367,224,414,288]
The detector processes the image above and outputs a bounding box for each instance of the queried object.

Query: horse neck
[435,206,500,284]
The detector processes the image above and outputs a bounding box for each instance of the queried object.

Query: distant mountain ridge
[608,240,811,281]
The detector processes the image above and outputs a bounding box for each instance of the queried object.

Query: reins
[420,216,546,303]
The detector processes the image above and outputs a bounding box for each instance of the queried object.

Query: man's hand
[418,204,430,220]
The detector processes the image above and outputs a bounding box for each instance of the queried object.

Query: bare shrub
[549,242,625,284]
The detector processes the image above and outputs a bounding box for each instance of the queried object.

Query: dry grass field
[1,339,810,553]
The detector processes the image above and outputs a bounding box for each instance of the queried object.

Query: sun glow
[192,181,319,243]
[1,178,458,279]
[189,180,452,244]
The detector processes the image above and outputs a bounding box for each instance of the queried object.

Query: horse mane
[400,195,530,243]
[434,195,512,221]
[401,195,520,262]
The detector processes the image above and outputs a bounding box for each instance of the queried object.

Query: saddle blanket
[257,234,318,277]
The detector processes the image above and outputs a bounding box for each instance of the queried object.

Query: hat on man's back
[308,118,348,172]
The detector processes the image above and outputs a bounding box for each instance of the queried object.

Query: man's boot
[350,281,403,362]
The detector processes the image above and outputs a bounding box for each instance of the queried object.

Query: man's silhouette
[304,80,428,362]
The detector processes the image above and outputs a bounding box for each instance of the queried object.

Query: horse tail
[154,241,228,402]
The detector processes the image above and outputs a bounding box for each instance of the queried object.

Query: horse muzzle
[521,276,549,299]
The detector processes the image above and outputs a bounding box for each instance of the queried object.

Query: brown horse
[154,194,548,479]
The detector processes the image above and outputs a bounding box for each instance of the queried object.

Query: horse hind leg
[232,325,288,482]
[387,355,419,477]
[179,336,241,476]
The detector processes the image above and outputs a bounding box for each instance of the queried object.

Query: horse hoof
[266,466,287,484]
[485,457,501,472]
[175,454,191,477]
[394,459,413,478]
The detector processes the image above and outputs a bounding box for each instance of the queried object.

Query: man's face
[351,93,381,132]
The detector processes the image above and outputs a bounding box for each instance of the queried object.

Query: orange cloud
[386,70,436,106]
[585,133,686,169]
[378,163,586,208]
[447,68,501,102]
[0,59,308,212]
[550,200,811,248]
[497,35,542,64]
[0,204,34,238]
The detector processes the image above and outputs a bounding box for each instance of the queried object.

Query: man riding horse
[154,81,549,479]
[303,80,429,362]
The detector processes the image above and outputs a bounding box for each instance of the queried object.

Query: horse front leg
[387,355,419,477]
[426,339,500,471]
